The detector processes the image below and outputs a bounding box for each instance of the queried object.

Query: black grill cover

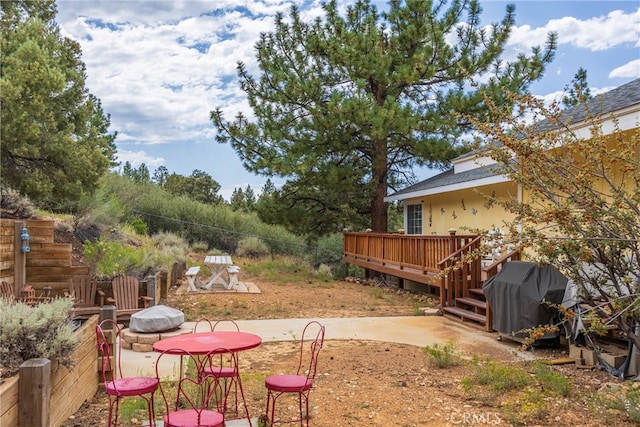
[482,261,568,335]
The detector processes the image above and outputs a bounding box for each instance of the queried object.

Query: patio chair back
[66,276,100,315]
[212,319,240,332]
[295,320,325,380]
[107,275,152,320]
[156,347,225,427]
[111,276,141,311]
[0,281,15,301]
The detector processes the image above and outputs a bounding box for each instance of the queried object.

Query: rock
[129,305,184,333]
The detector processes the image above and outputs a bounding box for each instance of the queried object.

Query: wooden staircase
[442,288,488,328]
[439,248,522,331]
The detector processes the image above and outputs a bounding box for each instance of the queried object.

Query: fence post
[146,275,157,306]
[19,358,50,427]
[159,270,168,299]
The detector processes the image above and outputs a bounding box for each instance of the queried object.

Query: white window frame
[406,203,423,235]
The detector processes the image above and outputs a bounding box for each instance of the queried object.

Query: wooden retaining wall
[0,315,100,427]
[0,219,89,297]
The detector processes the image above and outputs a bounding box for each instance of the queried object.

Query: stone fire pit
[121,305,192,352]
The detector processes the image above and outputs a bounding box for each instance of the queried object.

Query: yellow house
[385,78,640,238]
[344,78,639,330]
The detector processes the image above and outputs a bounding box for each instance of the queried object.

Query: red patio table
[153,330,262,355]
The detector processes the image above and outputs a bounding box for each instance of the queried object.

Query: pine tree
[212,0,556,234]
[1,0,116,208]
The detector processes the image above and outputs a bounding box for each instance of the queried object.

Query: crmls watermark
[448,411,502,425]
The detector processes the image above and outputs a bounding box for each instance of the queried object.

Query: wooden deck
[343,231,522,331]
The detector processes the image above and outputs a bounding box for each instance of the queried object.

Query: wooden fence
[0,219,88,298]
[0,314,100,427]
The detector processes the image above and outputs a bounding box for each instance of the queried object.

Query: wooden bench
[185,266,201,292]
[227,265,241,289]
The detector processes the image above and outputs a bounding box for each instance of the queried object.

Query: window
[406,204,423,235]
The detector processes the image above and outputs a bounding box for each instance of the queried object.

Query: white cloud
[609,59,640,79]
[116,150,165,168]
[508,8,640,52]
[53,1,639,192]
[551,9,639,51]
[56,1,334,151]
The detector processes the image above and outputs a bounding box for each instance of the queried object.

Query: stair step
[456,297,487,310]
[442,306,486,324]
[468,288,485,297]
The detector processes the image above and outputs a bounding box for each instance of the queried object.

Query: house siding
[403,181,518,235]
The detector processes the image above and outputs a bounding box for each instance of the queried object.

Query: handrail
[482,246,523,277]
[437,235,483,268]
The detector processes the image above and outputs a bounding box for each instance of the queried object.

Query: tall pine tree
[212,0,556,234]
[1,0,116,209]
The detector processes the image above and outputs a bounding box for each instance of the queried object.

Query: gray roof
[388,164,503,198]
[387,78,640,200]
[536,77,640,132]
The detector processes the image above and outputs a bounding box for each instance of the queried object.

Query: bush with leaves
[0,297,78,375]
[83,236,145,278]
[312,233,346,276]
[236,236,270,258]
[0,185,35,218]
[95,173,308,256]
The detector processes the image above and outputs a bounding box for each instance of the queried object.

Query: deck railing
[342,231,480,277]
[343,231,522,331]
[437,235,483,310]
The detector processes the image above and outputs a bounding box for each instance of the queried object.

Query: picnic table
[201,255,238,290]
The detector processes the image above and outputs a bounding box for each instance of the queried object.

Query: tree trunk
[370,145,388,232]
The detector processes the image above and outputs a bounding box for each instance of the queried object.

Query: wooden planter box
[0,315,99,427]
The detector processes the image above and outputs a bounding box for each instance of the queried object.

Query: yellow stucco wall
[519,129,638,210]
[402,127,637,237]
[404,181,518,235]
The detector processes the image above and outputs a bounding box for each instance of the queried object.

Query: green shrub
[0,186,35,218]
[237,236,270,258]
[533,361,572,397]
[503,388,548,425]
[0,297,78,374]
[98,173,308,257]
[466,359,531,392]
[84,237,145,278]
[190,240,209,253]
[423,341,461,368]
[151,232,190,259]
[313,233,345,275]
[588,384,640,423]
[77,184,126,229]
[128,217,148,235]
[624,387,640,423]
[314,264,333,282]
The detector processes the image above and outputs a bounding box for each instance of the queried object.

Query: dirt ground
[58,258,639,427]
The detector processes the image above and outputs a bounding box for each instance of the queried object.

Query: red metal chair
[202,319,252,424]
[156,347,225,427]
[193,318,214,333]
[96,319,158,427]
[264,320,325,426]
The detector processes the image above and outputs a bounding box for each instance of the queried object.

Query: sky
[54,0,640,200]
